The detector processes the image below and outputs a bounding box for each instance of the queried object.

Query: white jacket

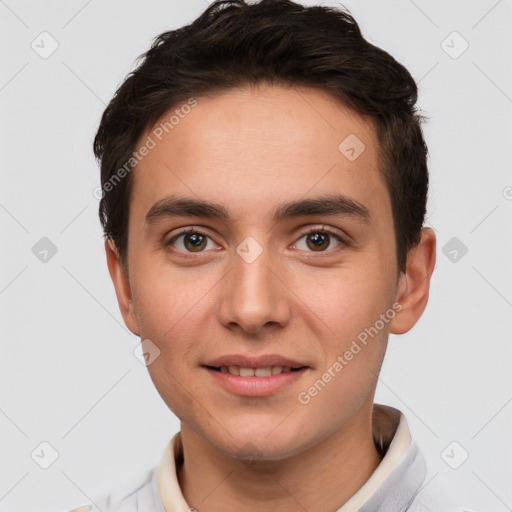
[69,405,463,512]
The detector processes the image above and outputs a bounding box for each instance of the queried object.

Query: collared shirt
[69,405,461,512]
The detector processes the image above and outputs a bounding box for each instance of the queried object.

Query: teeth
[228,365,240,376]
[255,367,271,377]
[219,365,299,377]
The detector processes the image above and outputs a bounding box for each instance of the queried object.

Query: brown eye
[294,230,343,252]
[167,230,217,253]
[183,233,207,252]
[306,232,330,251]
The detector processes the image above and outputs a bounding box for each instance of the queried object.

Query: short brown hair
[94,0,428,272]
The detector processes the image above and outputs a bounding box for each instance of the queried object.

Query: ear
[105,239,140,336]
[390,228,436,335]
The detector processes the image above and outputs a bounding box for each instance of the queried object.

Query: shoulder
[67,466,165,512]
[408,477,470,512]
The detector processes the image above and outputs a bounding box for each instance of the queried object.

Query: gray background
[1,1,511,511]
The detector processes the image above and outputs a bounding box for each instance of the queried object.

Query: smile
[203,364,309,397]
[209,365,304,377]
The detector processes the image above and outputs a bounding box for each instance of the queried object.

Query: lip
[202,354,310,397]
[204,366,309,397]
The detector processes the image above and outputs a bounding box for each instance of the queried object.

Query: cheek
[295,280,391,423]
[130,258,216,341]
[292,267,394,342]
[130,267,211,414]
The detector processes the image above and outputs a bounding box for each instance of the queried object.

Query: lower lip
[204,367,308,397]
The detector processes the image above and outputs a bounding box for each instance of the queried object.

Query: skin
[106,83,436,511]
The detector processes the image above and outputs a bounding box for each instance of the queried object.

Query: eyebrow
[145,194,370,225]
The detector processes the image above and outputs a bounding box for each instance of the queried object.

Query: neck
[177,409,382,511]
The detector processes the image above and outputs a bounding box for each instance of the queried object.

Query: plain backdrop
[1,1,511,511]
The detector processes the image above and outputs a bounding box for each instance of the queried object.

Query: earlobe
[390,228,436,335]
[105,239,140,336]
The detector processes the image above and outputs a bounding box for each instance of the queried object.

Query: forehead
[130,84,389,225]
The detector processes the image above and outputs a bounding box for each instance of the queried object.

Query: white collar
[337,405,412,510]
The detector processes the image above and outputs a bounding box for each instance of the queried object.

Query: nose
[217,241,291,335]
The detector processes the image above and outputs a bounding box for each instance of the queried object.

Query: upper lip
[203,354,309,369]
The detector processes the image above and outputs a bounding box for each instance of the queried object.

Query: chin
[208,416,310,462]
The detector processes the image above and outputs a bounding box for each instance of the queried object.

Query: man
[74,0,461,510]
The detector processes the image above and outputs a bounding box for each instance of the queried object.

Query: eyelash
[164,225,349,257]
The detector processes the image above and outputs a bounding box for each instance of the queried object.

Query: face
[108,84,422,461]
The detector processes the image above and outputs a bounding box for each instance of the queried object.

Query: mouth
[202,355,310,397]
[204,365,306,377]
